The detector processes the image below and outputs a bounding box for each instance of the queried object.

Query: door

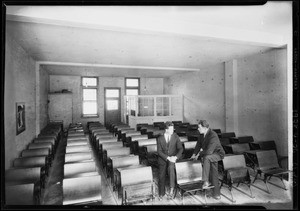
[104,88,121,127]
[48,93,73,129]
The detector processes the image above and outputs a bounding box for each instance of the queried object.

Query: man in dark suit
[190,120,225,200]
[157,121,183,200]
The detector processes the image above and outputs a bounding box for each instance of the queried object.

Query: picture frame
[16,102,25,135]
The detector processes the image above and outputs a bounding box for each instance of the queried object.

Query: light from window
[83,89,97,101]
[106,100,119,110]
[82,77,98,116]
[106,89,119,98]
[82,78,97,87]
[126,89,139,96]
[83,102,97,114]
[126,78,139,87]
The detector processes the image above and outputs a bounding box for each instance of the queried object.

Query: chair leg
[263,175,271,194]
[280,175,287,190]
[247,183,254,198]
[252,171,260,183]
[228,186,235,203]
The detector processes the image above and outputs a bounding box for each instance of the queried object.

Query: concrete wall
[164,63,225,130]
[49,76,164,129]
[164,48,288,160]
[39,66,49,131]
[235,48,288,157]
[5,35,36,169]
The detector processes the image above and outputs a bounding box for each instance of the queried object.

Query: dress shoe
[158,194,167,201]
[202,181,211,189]
[212,195,221,200]
[168,188,175,199]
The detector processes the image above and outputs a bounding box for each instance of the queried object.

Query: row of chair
[62,123,102,205]
[5,121,63,205]
[95,122,155,205]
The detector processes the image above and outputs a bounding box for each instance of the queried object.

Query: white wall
[5,35,36,169]
[164,48,288,162]
[49,76,164,129]
[39,65,49,131]
[236,48,288,158]
[164,63,225,130]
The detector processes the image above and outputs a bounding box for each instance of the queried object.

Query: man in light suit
[190,120,225,200]
[157,121,183,200]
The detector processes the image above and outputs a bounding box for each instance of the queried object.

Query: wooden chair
[96,137,118,152]
[6,166,44,190]
[175,160,214,205]
[252,150,290,194]
[28,142,53,155]
[62,175,102,205]
[131,138,156,155]
[229,136,254,144]
[136,123,149,131]
[118,128,135,140]
[125,134,148,148]
[102,147,131,170]
[218,132,236,147]
[151,130,164,139]
[21,148,50,158]
[64,152,93,164]
[140,144,158,167]
[5,183,38,205]
[108,155,140,188]
[231,143,251,154]
[220,154,253,203]
[64,161,98,178]
[122,131,142,146]
[222,143,250,155]
[99,142,123,160]
[67,136,87,143]
[67,139,89,146]
[13,156,48,176]
[65,145,91,153]
[249,140,288,167]
[120,166,154,205]
[182,141,197,159]
[179,136,188,143]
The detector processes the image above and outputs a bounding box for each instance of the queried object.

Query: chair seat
[263,168,290,176]
[178,181,214,192]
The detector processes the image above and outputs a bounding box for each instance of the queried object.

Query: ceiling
[5,3,292,78]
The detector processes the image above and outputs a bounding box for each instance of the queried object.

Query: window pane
[83,102,97,115]
[126,78,139,87]
[83,89,97,101]
[82,77,97,87]
[106,100,118,110]
[106,89,119,98]
[126,89,138,96]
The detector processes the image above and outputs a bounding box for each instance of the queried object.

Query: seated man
[190,120,225,200]
[157,121,183,200]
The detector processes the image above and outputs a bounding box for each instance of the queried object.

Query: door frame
[104,87,121,127]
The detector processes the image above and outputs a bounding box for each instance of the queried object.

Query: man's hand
[190,153,199,160]
[167,156,177,163]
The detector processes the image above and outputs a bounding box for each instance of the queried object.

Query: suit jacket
[157,133,183,165]
[193,129,225,160]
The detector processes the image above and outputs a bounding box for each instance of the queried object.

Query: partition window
[125,78,140,115]
[82,77,98,117]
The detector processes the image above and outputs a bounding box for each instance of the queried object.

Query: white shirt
[164,133,170,143]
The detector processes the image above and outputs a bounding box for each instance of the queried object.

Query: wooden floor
[40,134,294,209]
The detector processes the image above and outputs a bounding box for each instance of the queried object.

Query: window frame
[125,77,140,116]
[81,77,99,118]
[125,77,140,95]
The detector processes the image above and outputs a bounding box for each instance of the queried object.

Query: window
[125,78,140,115]
[82,77,98,117]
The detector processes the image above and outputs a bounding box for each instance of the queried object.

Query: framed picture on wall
[16,102,25,135]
